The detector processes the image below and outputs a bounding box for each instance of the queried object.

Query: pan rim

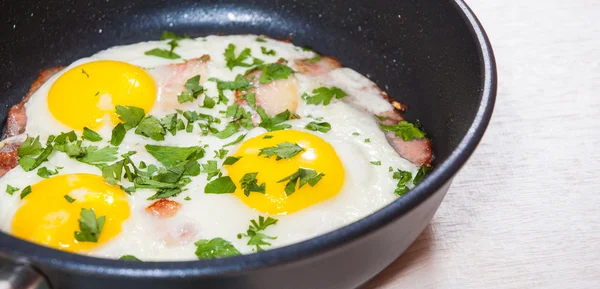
[0,0,496,279]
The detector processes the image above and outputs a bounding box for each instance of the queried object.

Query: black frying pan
[0,0,496,288]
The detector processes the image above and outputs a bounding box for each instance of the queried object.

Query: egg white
[0,35,418,260]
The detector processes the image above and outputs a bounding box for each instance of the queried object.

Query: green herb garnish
[204,176,237,194]
[178,75,205,104]
[370,161,381,166]
[277,168,324,196]
[74,208,105,243]
[19,186,32,199]
[303,87,347,105]
[64,195,76,203]
[258,142,304,160]
[37,166,61,178]
[195,238,241,259]
[119,255,142,261]
[237,216,278,251]
[413,166,431,185]
[260,46,276,56]
[379,121,426,141]
[305,121,331,133]
[393,169,413,196]
[239,173,266,197]
[223,156,241,165]
[6,185,19,195]
[135,115,167,141]
[82,127,102,142]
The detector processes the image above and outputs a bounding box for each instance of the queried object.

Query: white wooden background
[365,0,600,288]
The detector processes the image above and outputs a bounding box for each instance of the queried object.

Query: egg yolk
[48,60,156,131]
[11,174,130,253]
[226,130,345,214]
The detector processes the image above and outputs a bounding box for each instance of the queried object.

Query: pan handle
[0,261,50,289]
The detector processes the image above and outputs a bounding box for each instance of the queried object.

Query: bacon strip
[146,199,181,218]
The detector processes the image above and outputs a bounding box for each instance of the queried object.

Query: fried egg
[0,35,423,261]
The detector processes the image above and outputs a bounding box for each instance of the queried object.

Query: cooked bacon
[3,66,64,139]
[146,199,181,218]
[0,140,21,177]
[148,55,210,110]
[238,70,299,117]
[378,110,433,166]
[294,56,341,76]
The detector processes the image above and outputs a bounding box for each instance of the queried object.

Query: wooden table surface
[365,0,600,288]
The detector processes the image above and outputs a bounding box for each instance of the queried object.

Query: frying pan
[0,0,496,288]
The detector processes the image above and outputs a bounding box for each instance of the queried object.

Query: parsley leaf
[19,186,32,199]
[119,255,142,261]
[200,160,220,180]
[256,37,267,42]
[258,142,304,160]
[223,134,246,147]
[239,172,266,197]
[305,121,331,133]
[224,44,255,70]
[82,127,102,142]
[213,123,240,139]
[223,156,241,165]
[257,107,292,132]
[110,123,126,146]
[306,54,322,64]
[64,195,76,203]
[237,216,278,251]
[6,185,19,195]
[277,168,325,196]
[160,31,189,40]
[257,63,293,84]
[209,74,253,91]
[145,145,205,167]
[18,144,53,172]
[37,166,61,178]
[18,136,43,157]
[303,87,347,105]
[204,176,237,194]
[195,238,241,259]
[379,121,426,141]
[364,138,371,143]
[115,105,145,130]
[393,169,413,196]
[135,115,166,141]
[178,75,205,103]
[74,208,105,243]
[214,149,229,159]
[370,161,382,166]
[260,46,276,56]
[144,48,181,59]
[413,166,431,185]
[77,146,119,165]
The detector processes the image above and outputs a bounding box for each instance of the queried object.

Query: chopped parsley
[239,173,266,197]
[237,216,278,251]
[303,87,347,105]
[223,156,241,165]
[37,166,61,178]
[64,195,76,203]
[393,169,413,196]
[74,208,105,243]
[258,142,304,160]
[135,115,167,141]
[413,166,431,185]
[260,46,276,56]
[370,161,381,166]
[306,54,322,64]
[305,121,331,133]
[213,123,240,139]
[204,176,237,194]
[144,39,181,59]
[178,75,205,103]
[19,186,32,199]
[210,74,253,91]
[18,136,53,172]
[379,121,426,141]
[145,145,205,167]
[119,255,142,261]
[257,107,293,132]
[256,37,267,43]
[255,63,294,84]
[389,166,393,172]
[214,149,229,159]
[82,127,102,142]
[81,69,90,78]
[115,105,145,130]
[263,135,273,139]
[223,134,246,147]
[184,196,192,201]
[364,138,371,143]
[200,160,220,180]
[224,44,262,70]
[195,238,241,259]
[160,31,190,40]
[110,123,126,146]
[6,185,19,195]
[277,168,325,196]
[352,132,360,136]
